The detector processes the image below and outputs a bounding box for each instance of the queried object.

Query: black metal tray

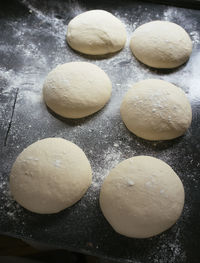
[1,1,200,262]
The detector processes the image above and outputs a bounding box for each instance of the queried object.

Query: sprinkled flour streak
[91,147,123,190]
[4,88,19,146]
[21,0,65,42]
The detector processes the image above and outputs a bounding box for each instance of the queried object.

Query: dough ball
[130,20,192,68]
[43,62,112,118]
[100,156,185,238]
[66,10,127,55]
[9,138,92,214]
[120,79,192,141]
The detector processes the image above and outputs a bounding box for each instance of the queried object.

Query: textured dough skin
[120,79,192,141]
[66,10,127,55]
[130,21,192,68]
[100,156,185,238]
[43,62,112,119]
[9,138,92,214]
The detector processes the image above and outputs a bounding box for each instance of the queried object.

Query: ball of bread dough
[9,138,92,214]
[66,10,127,55]
[120,79,192,141]
[43,62,112,118]
[130,21,192,68]
[100,156,185,238]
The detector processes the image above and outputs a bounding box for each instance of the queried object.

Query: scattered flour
[91,147,123,190]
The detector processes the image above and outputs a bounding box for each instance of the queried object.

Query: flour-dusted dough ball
[130,21,192,68]
[66,10,127,55]
[120,79,192,141]
[43,62,112,118]
[100,156,185,238]
[9,138,92,214]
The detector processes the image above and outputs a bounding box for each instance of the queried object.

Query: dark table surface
[0,0,200,262]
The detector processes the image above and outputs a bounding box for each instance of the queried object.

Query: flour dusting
[91,147,123,190]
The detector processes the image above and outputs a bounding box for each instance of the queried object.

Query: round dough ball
[66,10,127,55]
[9,138,92,214]
[130,20,192,68]
[120,79,192,141]
[43,62,112,118]
[100,156,185,238]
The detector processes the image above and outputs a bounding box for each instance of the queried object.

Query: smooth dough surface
[130,20,192,68]
[66,10,127,55]
[9,138,92,214]
[120,79,192,141]
[100,156,185,238]
[43,62,112,118]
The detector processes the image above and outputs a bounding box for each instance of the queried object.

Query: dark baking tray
[1,0,200,262]
[144,0,200,9]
